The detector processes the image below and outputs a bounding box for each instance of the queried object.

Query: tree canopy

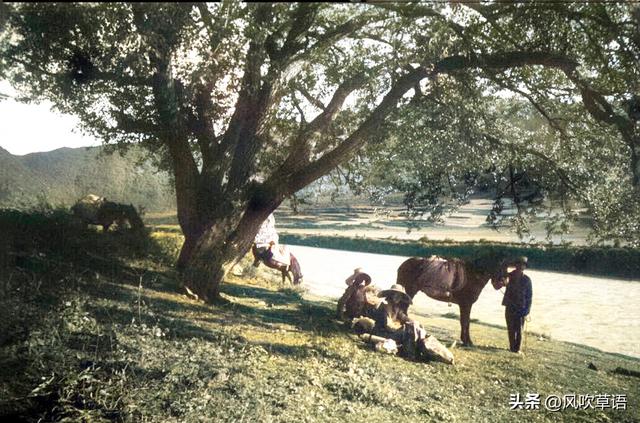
[2,2,639,299]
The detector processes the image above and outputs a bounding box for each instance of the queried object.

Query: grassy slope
[1,222,638,422]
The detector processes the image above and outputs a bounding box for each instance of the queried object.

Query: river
[289,245,640,359]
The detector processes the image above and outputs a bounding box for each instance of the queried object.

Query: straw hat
[378,284,412,304]
[354,272,372,285]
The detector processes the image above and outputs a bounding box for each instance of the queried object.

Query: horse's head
[124,204,145,230]
[489,259,510,290]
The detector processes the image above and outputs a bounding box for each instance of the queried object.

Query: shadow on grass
[79,271,349,361]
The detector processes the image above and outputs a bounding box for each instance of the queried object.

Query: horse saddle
[270,244,291,267]
[420,256,465,300]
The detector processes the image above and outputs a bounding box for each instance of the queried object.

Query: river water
[289,245,640,359]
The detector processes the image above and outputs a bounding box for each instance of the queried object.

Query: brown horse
[251,244,303,285]
[72,194,145,232]
[396,254,509,346]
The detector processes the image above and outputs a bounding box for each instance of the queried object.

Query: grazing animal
[251,243,303,285]
[396,254,508,346]
[71,194,144,232]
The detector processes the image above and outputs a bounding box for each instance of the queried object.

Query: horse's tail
[289,253,303,285]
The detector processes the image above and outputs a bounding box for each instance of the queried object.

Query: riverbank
[289,245,640,359]
[280,234,640,280]
[144,207,639,279]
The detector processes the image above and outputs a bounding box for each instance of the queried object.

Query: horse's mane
[467,247,511,274]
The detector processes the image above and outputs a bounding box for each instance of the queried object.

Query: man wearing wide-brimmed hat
[371,284,414,342]
[362,284,454,364]
[502,256,532,353]
[336,271,375,320]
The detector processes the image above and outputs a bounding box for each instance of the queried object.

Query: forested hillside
[0,146,175,211]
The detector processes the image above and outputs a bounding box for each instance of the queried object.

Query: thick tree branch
[281,50,579,195]
[219,6,273,196]
[290,12,385,66]
[188,83,218,174]
[564,69,634,134]
[435,51,577,74]
[294,84,326,111]
[274,3,319,64]
[149,52,201,234]
[271,73,367,184]
[225,4,324,199]
[563,69,640,186]
[282,67,429,194]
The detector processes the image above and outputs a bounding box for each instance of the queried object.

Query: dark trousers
[505,308,525,352]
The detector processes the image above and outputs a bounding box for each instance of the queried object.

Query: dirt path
[290,245,640,359]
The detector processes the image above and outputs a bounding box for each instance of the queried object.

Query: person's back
[254,213,278,248]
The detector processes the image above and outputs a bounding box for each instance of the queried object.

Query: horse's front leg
[283,268,293,285]
[251,245,261,267]
[459,303,474,346]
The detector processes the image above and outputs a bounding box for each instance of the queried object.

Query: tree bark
[181,220,240,302]
[180,203,279,302]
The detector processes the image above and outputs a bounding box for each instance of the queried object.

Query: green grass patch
[2,209,638,422]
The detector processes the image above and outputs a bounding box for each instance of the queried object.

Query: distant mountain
[0,145,175,211]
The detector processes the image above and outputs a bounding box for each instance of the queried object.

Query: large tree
[1,2,635,301]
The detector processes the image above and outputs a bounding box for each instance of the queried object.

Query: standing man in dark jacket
[502,256,532,353]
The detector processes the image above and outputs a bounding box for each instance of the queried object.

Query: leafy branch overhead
[2,2,639,299]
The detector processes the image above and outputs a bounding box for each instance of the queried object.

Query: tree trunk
[176,229,201,270]
[178,204,278,303]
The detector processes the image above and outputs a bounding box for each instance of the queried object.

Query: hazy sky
[0,81,100,156]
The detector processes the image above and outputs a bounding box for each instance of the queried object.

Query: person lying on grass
[353,284,454,364]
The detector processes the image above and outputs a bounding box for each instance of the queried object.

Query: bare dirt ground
[289,245,640,359]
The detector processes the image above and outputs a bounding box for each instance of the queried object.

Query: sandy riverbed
[277,198,591,245]
[289,245,640,359]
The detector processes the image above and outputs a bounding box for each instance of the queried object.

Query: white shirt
[254,213,279,247]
